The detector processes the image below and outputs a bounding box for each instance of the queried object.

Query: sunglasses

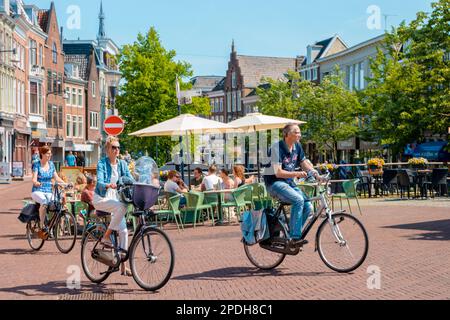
[111,145,121,151]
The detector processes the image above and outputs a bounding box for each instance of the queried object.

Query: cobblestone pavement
[1,179,449,300]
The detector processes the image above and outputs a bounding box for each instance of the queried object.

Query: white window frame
[66,114,72,137]
[72,115,78,138]
[78,116,83,138]
[72,88,77,106]
[78,89,83,107]
[90,111,99,129]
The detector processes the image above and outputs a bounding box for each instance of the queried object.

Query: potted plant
[408,157,428,169]
[367,158,385,175]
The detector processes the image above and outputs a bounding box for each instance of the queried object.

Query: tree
[116,27,210,165]
[361,0,450,158]
[257,70,361,162]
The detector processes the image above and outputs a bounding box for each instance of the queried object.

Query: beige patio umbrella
[130,114,235,185]
[228,113,307,179]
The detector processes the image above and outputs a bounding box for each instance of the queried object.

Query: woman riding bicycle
[31,146,67,239]
[93,136,135,276]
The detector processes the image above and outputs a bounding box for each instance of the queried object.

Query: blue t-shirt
[32,161,55,194]
[66,154,76,167]
[264,140,306,187]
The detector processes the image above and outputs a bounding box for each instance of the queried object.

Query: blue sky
[32,0,435,76]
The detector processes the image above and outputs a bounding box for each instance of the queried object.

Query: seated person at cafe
[201,165,222,191]
[220,169,235,201]
[233,165,255,187]
[81,176,96,215]
[220,169,235,190]
[190,167,204,189]
[164,170,187,205]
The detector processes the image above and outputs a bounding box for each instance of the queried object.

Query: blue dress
[32,161,55,194]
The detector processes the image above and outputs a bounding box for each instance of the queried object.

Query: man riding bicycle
[264,124,320,247]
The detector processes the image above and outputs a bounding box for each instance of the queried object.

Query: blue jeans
[266,181,312,239]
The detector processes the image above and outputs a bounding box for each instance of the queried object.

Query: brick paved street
[0,179,449,300]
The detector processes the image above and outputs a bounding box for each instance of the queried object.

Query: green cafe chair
[331,179,363,216]
[154,195,184,231]
[182,191,213,228]
[222,185,252,222]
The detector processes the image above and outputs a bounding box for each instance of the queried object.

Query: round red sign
[104,116,125,136]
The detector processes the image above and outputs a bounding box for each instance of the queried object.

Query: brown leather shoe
[38,229,49,240]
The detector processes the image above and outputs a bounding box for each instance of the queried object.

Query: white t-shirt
[202,174,221,191]
[110,164,119,184]
[164,180,180,194]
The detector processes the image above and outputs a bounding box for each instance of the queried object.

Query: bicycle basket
[133,183,159,210]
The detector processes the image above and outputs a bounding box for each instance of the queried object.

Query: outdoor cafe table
[202,189,236,224]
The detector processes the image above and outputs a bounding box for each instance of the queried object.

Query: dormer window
[73,65,79,78]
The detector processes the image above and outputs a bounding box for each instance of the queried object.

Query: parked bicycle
[26,183,78,254]
[81,180,175,291]
[244,173,369,273]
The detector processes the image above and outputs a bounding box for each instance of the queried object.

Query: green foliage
[257,69,361,161]
[360,0,450,157]
[115,27,210,165]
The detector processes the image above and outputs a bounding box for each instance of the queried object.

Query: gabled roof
[191,76,225,92]
[237,55,297,88]
[63,42,95,81]
[211,77,225,92]
[301,35,348,66]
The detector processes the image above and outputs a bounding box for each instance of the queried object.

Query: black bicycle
[81,181,175,291]
[26,183,78,254]
[244,174,369,273]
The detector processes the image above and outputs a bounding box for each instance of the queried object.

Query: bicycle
[26,183,78,254]
[243,173,369,273]
[81,181,175,291]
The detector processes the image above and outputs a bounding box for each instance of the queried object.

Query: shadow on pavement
[0,248,60,256]
[172,266,343,281]
[0,281,109,298]
[383,219,450,241]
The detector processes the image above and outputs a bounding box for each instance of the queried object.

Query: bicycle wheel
[129,227,175,291]
[26,220,45,251]
[316,213,369,273]
[81,225,112,284]
[54,211,77,254]
[244,223,287,270]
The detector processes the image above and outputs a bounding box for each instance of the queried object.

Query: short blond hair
[105,136,120,150]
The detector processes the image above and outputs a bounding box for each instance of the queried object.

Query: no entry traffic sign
[104,116,125,136]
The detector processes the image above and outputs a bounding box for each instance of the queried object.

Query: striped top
[32,161,55,194]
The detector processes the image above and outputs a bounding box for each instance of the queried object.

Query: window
[21,82,25,114]
[47,71,52,93]
[73,65,79,78]
[90,112,99,129]
[29,40,37,66]
[92,81,96,98]
[13,80,16,113]
[78,116,83,138]
[78,89,83,107]
[359,61,365,90]
[52,105,58,129]
[52,42,57,64]
[72,88,77,106]
[66,115,72,137]
[52,72,57,94]
[58,106,63,129]
[39,45,43,66]
[312,68,318,80]
[219,98,223,112]
[355,63,360,89]
[47,104,53,128]
[232,92,236,112]
[237,92,241,112]
[72,116,78,138]
[348,65,354,91]
[30,82,38,114]
[232,71,237,89]
[227,92,231,112]
[58,73,63,94]
[210,99,214,112]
